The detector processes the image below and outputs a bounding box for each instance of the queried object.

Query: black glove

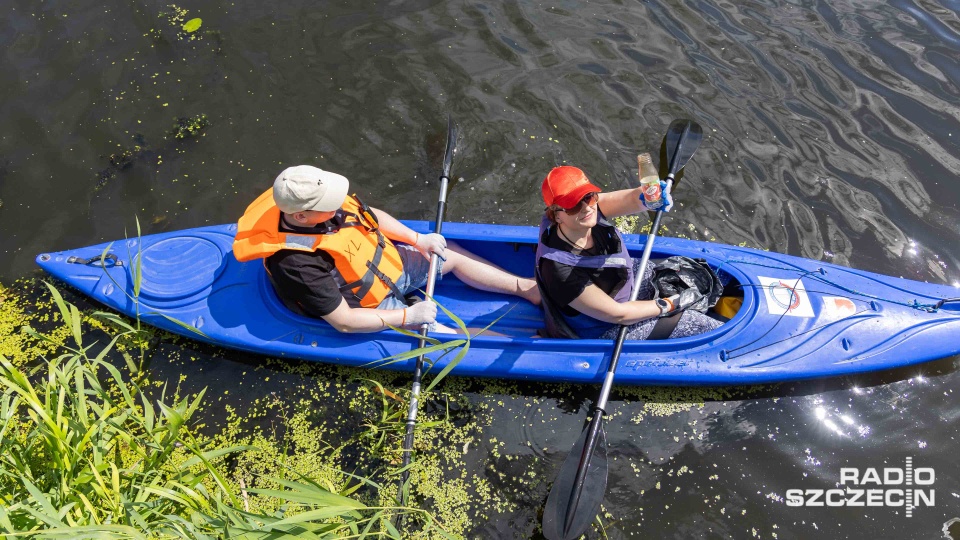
[657,288,704,317]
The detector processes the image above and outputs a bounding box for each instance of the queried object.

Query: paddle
[397,116,458,508]
[541,119,704,540]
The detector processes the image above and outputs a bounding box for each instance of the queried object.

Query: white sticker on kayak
[822,296,857,318]
[758,276,814,317]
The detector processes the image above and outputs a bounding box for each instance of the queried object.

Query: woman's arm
[568,283,661,325]
[597,187,646,219]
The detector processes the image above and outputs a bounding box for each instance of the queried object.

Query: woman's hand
[658,288,702,316]
[640,180,674,212]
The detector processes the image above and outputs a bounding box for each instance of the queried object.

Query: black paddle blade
[542,427,608,540]
[659,119,703,184]
[442,115,458,179]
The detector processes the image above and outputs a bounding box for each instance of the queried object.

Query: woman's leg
[667,311,723,338]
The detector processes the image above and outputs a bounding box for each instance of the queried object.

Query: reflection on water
[2,0,959,537]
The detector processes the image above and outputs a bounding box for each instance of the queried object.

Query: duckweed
[170,114,209,139]
[4,276,774,537]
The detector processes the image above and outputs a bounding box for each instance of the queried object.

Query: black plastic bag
[651,256,723,313]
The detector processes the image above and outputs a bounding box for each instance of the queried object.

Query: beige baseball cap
[272,165,350,214]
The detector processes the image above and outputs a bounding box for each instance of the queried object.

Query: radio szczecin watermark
[785,457,934,517]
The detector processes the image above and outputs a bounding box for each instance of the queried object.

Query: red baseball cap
[541,166,602,209]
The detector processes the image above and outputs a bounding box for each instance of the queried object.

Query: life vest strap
[366,260,406,301]
[336,230,405,306]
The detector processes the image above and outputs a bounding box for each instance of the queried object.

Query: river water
[2,0,959,538]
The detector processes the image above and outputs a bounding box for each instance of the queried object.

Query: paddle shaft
[398,175,449,503]
[559,185,671,535]
[560,123,691,536]
[597,122,689,404]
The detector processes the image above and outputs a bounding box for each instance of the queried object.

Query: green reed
[0,281,455,538]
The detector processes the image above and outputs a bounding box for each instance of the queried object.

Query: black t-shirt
[265,217,358,318]
[537,210,629,316]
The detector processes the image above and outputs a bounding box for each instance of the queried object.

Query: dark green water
[2,0,959,537]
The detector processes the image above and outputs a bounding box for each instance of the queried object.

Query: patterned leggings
[600,260,723,340]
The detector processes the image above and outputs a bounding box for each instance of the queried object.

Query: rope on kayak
[67,253,123,267]
[721,307,871,362]
[719,268,817,362]
[935,298,960,310]
[716,260,958,362]
[721,281,956,361]
[716,259,944,312]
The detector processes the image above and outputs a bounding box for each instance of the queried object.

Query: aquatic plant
[4,223,454,536]
[183,18,202,33]
[161,5,205,42]
[95,112,210,190]
[170,114,209,140]
[0,283,456,538]
[96,139,148,191]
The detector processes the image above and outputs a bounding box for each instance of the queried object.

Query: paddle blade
[659,119,703,184]
[442,115,458,178]
[542,427,608,540]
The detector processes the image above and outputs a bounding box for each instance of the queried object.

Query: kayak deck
[36,221,960,385]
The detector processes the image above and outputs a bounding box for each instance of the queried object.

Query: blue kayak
[36,221,960,385]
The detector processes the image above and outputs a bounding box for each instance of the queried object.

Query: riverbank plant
[0,282,455,538]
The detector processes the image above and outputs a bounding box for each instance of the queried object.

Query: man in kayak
[233,165,540,333]
[535,165,722,339]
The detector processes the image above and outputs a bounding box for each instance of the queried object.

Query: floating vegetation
[95,135,149,191]
[183,17,202,33]
[95,114,209,190]
[0,280,454,538]
[0,277,513,538]
[170,113,209,140]
[148,5,222,54]
[205,29,225,55]
[108,143,145,169]
[614,214,645,234]
[161,4,204,42]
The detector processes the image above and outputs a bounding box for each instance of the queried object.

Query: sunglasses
[561,192,599,215]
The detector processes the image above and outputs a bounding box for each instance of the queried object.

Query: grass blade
[43,281,73,333]
[423,341,470,394]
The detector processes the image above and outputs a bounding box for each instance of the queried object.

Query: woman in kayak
[234,165,540,333]
[536,165,722,339]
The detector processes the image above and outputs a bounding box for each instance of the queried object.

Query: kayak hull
[36,221,960,386]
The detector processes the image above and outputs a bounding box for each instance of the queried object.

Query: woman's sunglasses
[562,192,599,215]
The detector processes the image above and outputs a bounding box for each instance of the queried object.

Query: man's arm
[370,207,446,259]
[322,296,437,333]
[370,207,418,244]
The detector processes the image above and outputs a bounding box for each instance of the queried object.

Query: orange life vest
[233,189,405,309]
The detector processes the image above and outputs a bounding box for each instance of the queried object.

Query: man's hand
[414,233,447,261]
[405,300,438,326]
